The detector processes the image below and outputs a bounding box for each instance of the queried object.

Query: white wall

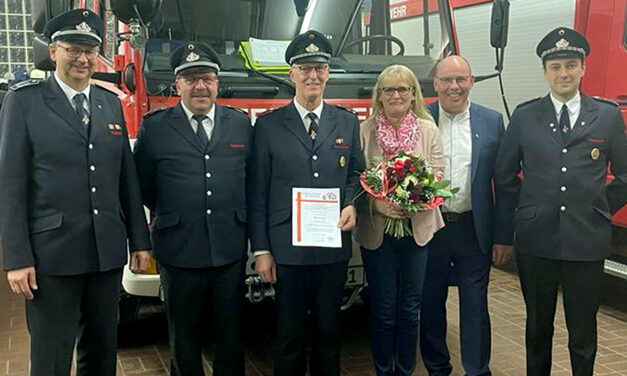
[453,0,576,120]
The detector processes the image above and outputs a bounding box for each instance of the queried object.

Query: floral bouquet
[359,151,459,238]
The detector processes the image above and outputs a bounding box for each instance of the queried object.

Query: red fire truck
[23,0,627,320]
[575,0,627,281]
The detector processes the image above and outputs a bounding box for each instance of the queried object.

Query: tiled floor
[2,265,627,375]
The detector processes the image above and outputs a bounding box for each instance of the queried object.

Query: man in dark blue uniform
[495,27,627,376]
[0,9,151,376]
[133,42,252,376]
[248,30,365,376]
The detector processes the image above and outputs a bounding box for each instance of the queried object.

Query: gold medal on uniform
[339,156,346,168]
[591,147,600,160]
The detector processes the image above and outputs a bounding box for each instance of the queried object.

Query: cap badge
[186,52,200,62]
[306,43,320,53]
[188,44,195,50]
[82,10,89,17]
[555,38,570,48]
[76,22,92,32]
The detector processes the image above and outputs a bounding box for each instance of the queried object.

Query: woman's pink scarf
[374,111,421,157]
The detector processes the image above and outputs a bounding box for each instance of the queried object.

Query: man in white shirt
[495,27,627,376]
[421,56,512,376]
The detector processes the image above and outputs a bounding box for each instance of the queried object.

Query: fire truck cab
[30,0,499,320]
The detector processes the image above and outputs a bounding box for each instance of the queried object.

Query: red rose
[410,165,417,172]
[393,159,405,170]
[404,159,412,169]
[410,193,420,202]
[396,169,406,179]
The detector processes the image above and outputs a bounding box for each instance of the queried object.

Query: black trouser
[273,262,347,376]
[516,253,604,376]
[26,268,122,376]
[160,260,246,376]
[420,216,492,376]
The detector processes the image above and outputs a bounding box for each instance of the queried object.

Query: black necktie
[192,114,209,147]
[559,104,571,142]
[73,93,90,129]
[307,112,319,142]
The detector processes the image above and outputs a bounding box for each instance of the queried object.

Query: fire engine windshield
[143,0,455,78]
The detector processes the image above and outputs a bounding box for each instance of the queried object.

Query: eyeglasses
[435,76,471,86]
[181,75,219,86]
[56,44,99,59]
[380,86,414,96]
[295,64,329,75]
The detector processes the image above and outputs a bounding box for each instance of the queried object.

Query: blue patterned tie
[73,93,90,129]
[307,112,319,142]
[559,104,571,143]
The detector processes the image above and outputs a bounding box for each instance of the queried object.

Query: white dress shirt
[550,91,581,128]
[293,97,324,131]
[54,72,90,115]
[180,101,216,140]
[438,102,472,213]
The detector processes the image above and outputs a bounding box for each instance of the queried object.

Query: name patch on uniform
[107,123,123,136]
[587,137,606,143]
[229,143,246,149]
[332,144,350,150]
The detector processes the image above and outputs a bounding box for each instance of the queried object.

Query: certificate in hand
[292,187,342,248]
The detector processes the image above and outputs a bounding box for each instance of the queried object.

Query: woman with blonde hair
[354,64,445,376]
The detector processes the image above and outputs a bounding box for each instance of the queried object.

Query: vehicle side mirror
[110,0,162,25]
[31,0,72,34]
[32,34,55,71]
[294,0,310,17]
[490,0,510,49]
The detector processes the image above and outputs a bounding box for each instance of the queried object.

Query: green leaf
[433,180,451,189]
[435,189,455,198]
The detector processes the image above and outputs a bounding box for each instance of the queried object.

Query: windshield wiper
[335,0,365,57]
[245,68,295,93]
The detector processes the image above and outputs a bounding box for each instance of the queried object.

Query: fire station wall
[390,0,576,122]
[453,0,575,121]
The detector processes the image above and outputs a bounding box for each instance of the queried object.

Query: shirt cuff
[253,250,271,256]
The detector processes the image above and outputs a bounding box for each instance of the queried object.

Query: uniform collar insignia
[76,21,92,32]
[186,52,200,62]
[305,43,319,52]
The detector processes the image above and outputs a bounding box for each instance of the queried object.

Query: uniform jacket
[0,76,151,275]
[495,94,627,260]
[427,101,507,253]
[353,115,445,249]
[248,101,365,265]
[133,103,252,268]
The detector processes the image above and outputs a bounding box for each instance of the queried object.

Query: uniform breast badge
[591,147,600,160]
[339,156,346,168]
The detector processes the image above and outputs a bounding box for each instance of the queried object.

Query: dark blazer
[133,103,252,268]
[248,101,365,265]
[427,101,506,253]
[495,94,627,261]
[0,76,151,275]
